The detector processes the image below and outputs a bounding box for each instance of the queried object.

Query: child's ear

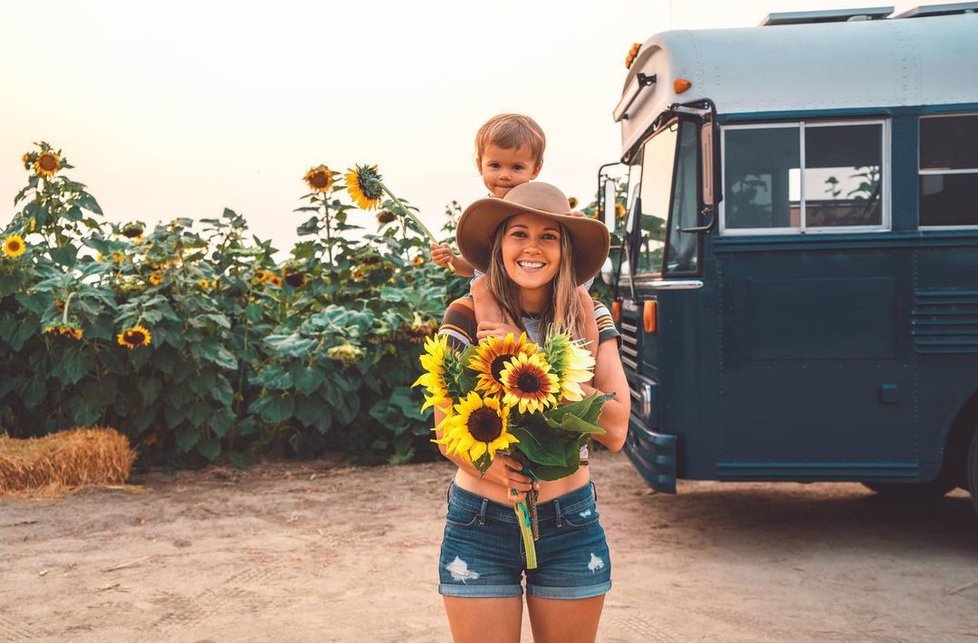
[530,162,542,179]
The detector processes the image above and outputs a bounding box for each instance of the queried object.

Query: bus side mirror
[701,121,715,209]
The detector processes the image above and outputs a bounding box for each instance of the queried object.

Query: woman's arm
[581,336,630,452]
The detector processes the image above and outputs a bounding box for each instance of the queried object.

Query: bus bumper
[624,415,678,494]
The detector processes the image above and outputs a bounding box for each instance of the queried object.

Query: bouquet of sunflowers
[415,331,612,569]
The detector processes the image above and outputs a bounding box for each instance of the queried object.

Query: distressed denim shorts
[438,482,612,600]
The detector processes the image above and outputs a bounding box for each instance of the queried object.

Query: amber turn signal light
[673,78,692,93]
[643,300,657,333]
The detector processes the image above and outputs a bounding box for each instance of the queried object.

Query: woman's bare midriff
[453,464,591,505]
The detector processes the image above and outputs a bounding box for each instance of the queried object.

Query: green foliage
[0,144,468,467]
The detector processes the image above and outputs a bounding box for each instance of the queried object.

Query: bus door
[714,119,917,481]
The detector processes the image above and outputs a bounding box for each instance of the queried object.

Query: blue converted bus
[598,4,978,512]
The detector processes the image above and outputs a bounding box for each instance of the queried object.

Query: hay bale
[0,427,135,496]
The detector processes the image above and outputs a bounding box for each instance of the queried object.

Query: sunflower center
[467,407,503,442]
[516,370,542,394]
[490,354,515,383]
[124,330,146,345]
[8,241,21,252]
[310,172,330,189]
[38,154,58,171]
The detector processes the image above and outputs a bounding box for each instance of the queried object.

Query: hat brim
[456,197,610,287]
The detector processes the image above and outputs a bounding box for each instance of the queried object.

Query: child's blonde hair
[475,113,546,168]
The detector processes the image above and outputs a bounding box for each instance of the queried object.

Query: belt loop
[446,482,453,504]
[591,481,597,503]
[554,498,563,528]
[478,498,487,526]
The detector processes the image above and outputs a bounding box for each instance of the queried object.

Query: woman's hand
[483,453,537,505]
[476,320,522,341]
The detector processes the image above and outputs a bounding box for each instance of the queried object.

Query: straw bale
[0,427,135,497]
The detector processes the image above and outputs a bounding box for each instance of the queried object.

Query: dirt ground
[2,450,977,643]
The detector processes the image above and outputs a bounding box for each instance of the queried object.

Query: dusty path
[1,451,977,642]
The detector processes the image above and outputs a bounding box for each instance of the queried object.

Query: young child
[430,113,601,357]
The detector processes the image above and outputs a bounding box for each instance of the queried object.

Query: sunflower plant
[416,330,612,568]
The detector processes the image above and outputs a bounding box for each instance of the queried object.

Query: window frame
[719,118,891,236]
[918,112,978,231]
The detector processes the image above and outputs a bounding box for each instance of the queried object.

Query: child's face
[478,144,541,198]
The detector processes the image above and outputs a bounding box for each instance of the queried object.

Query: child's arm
[429,243,474,277]
[472,275,521,339]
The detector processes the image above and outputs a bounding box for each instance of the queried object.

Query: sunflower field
[0,143,467,467]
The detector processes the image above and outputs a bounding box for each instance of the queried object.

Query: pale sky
[1,0,925,255]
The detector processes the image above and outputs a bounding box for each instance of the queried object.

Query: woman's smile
[501,213,561,293]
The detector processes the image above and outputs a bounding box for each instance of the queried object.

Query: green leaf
[293,366,325,395]
[50,346,90,385]
[49,244,79,267]
[70,395,102,427]
[264,333,317,357]
[210,375,234,407]
[21,376,47,409]
[249,394,295,424]
[175,426,200,453]
[295,396,332,433]
[540,393,613,432]
[192,342,238,370]
[510,424,580,468]
[138,377,164,405]
[196,438,221,461]
[210,408,234,437]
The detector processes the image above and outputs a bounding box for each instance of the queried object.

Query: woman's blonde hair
[485,219,586,340]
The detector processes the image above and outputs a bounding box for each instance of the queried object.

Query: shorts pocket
[446,501,480,527]
[561,502,600,528]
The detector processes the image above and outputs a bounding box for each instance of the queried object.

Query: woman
[433,182,630,643]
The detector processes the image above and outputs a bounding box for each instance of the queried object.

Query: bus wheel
[968,429,978,514]
[862,478,955,500]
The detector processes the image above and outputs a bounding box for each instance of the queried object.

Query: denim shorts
[438,482,612,600]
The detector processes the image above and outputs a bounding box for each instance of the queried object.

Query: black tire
[862,478,956,500]
[968,428,978,514]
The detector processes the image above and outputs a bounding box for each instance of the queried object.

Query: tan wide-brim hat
[456,182,611,286]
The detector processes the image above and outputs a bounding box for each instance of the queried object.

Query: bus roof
[618,11,978,157]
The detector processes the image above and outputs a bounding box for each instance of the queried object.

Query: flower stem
[373,180,454,272]
[61,291,75,326]
[374,181,436,243]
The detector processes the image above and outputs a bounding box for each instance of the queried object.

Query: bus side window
[722,120,887,233]
[920,113,978,228]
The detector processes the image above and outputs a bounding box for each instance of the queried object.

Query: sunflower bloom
[412,333,454,413]
[148,272,164,286]
[468,332,538,397]
[411,255,425,267]
[376,210,396,225]
[433,392,518,464]
[117,325,152,349]
[304,165,335,193]
[499,352,560,414]
[266,274,282,288]
[3,235,26,258]
[545,332,596,402]
[34,151,60,178]
[345,164,384,210]
[253,270,268,284]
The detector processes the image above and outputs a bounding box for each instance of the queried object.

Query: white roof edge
[618,13,978,156]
